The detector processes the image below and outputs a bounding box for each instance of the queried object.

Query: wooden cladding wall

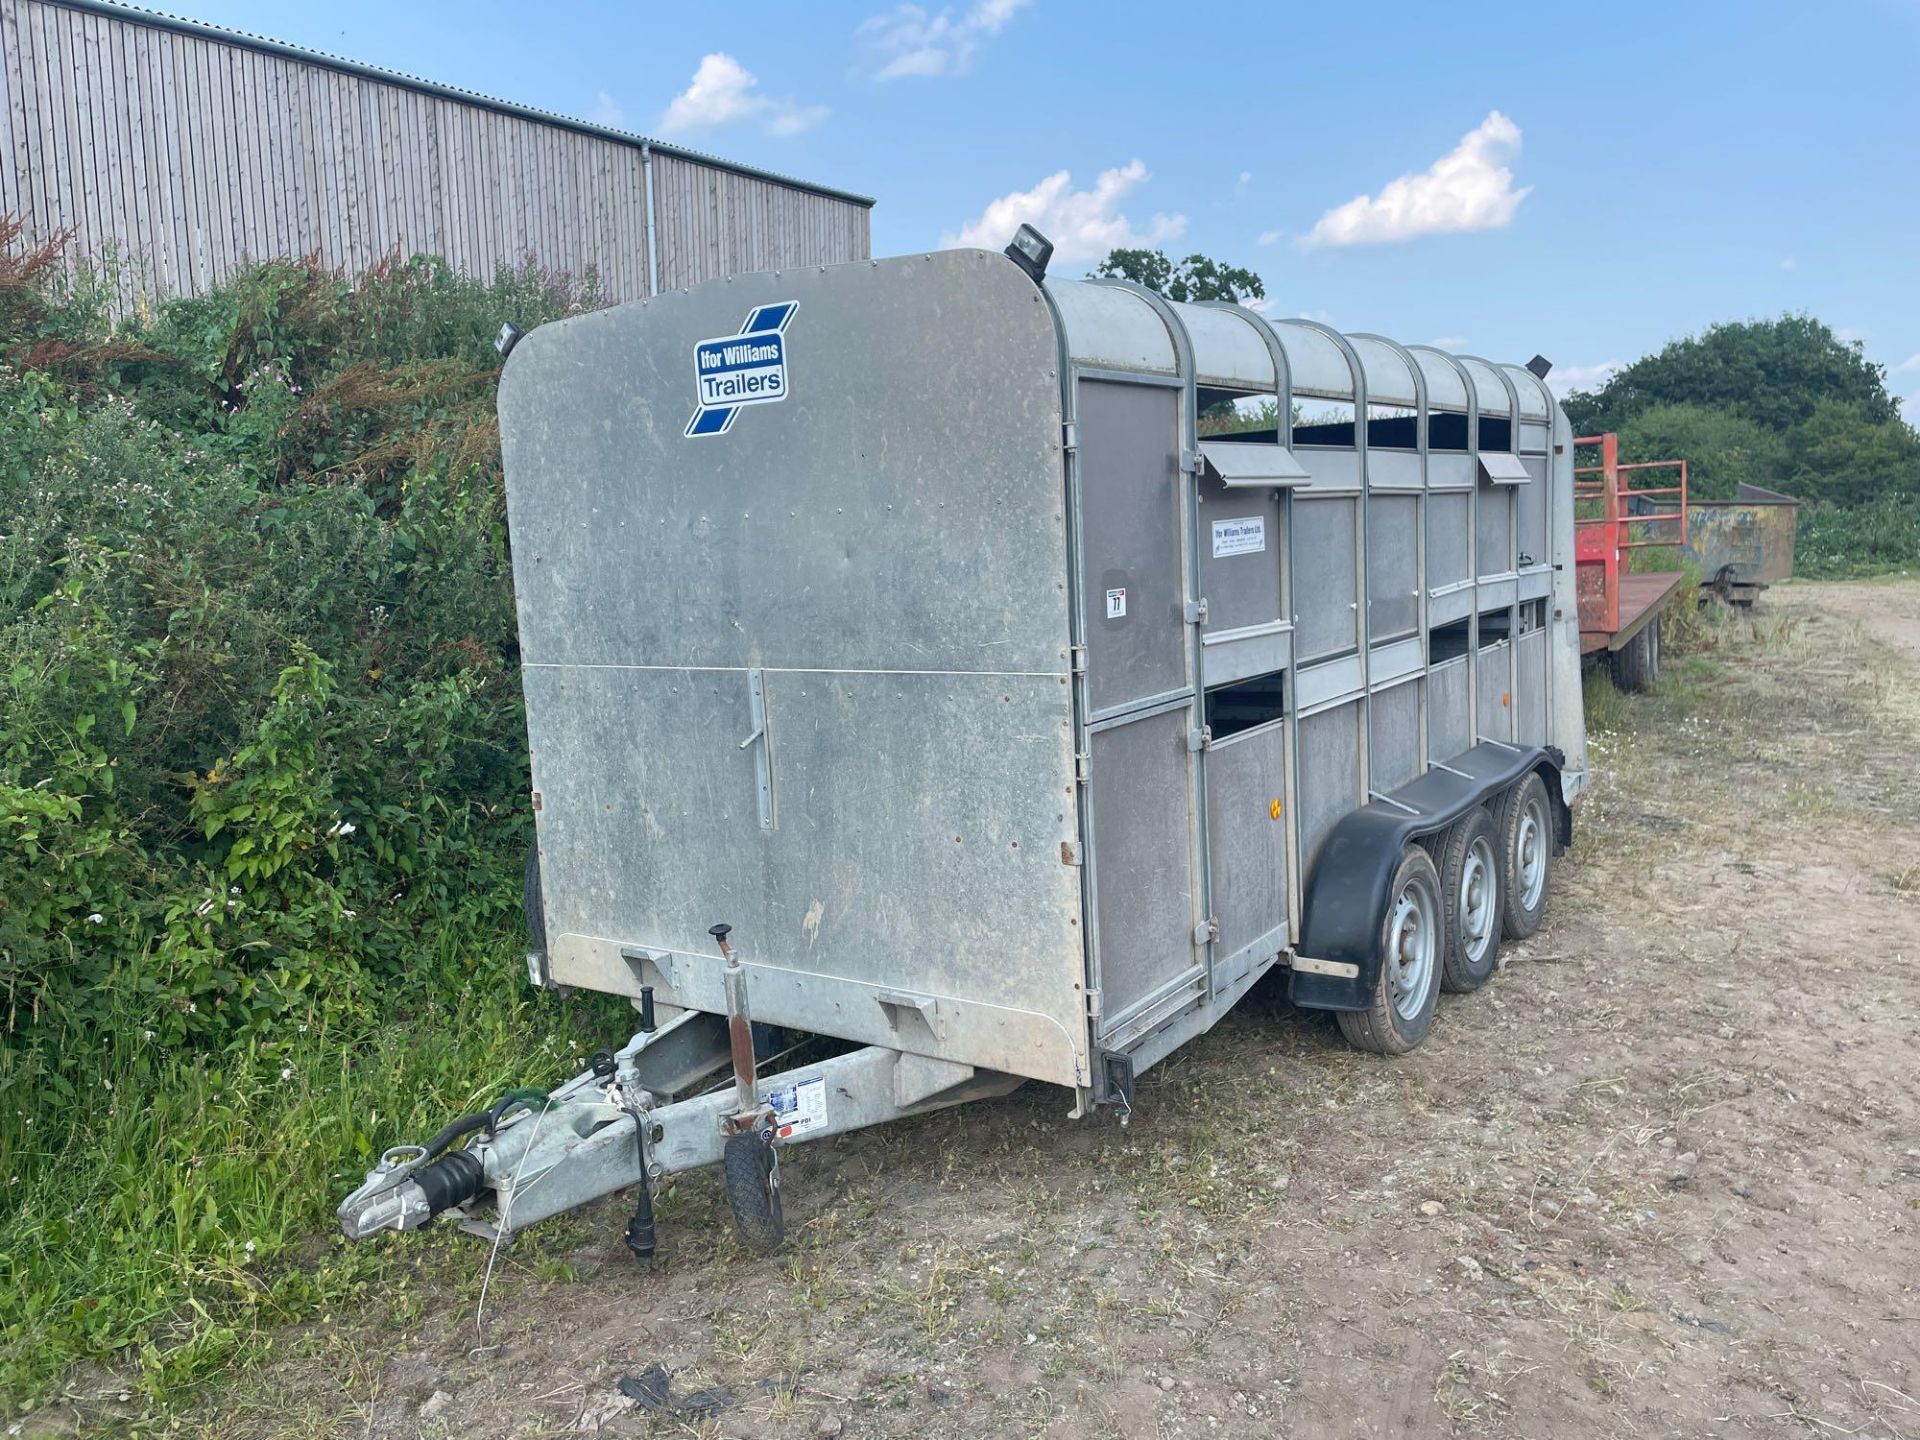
[0,0,870,310]
[650,151,870,293]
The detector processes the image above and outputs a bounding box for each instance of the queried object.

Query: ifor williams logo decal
[685,302,797,438]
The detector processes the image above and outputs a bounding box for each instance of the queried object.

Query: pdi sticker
[764,1073,827,1140]
[1106,587,1127,619]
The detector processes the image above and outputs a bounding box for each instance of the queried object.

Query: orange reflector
[1269,798,1283,821]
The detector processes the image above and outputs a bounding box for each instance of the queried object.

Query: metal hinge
[742,667,774,830]
[1074,751,1091,784]
[1085,987,1102,1021]
[1062,421,1078,453]
[1192,917,1218,946]
[1186,725,1211,753]
[1183,597,1209,625]
[1180,447,1199,474]
[1070,643,1087,675]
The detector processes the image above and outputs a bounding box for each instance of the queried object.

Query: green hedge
[0,238,624,1410]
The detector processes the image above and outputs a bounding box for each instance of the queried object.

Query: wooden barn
[0,0,873,309]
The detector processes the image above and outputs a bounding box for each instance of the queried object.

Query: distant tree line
[1562,316,1919,508]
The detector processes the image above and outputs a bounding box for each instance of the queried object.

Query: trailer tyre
[1610,616,1660,693]
[1495,771,1554,941]
[1337,845,1445,1056]
[1436,807,1504,993]
[722,1132,785,1254]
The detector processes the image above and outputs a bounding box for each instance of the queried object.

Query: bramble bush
[0,226,624,1410]
[1798,495,1920,578]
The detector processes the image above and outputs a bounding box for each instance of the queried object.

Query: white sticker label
[765,1073,828,1140]
[1106,587,1127,619]
[1212,516,1266,558]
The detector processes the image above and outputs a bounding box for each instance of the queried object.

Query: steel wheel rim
[1516,797,1549,910]
[1386,873,1438,1021]
[1460,836,1498,963]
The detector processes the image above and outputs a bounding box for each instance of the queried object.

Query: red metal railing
[1573,432,1688,635]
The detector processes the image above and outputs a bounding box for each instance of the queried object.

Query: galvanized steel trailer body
[337,242,1589,1250]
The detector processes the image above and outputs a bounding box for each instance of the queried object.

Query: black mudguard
[1289,743,1571,1012]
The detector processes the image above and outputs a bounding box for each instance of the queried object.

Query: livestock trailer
[338,231,1589,1255]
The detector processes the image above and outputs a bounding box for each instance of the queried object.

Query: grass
[0,925,628,1421]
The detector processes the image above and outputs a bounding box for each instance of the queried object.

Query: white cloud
[858,0,1030,80]
[1234,170,1252,200]
[1780,256,1798,271]
[1295,309,1336,326]
[659,53,827,137]
[940,160,1186,263]
[588,91,625,127]
[1837,325,1868,346]
[1894,353,1920,374]
[1256,229,1283,247]
[1426,335,1467,351]
[1548,359,1623,398]
[1301,110,1531,249]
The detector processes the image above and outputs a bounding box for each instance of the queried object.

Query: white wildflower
[280,1066,292,1081]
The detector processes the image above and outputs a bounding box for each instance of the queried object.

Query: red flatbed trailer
[1575,432,1688,684]
[1579,571,1686,657]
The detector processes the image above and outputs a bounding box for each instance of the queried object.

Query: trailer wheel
[1337,845,1444,1055]
[1436,808,1504,993]
[722,1132,785,1254]
[1495,771,1554,941]
[1610,616,1660,693]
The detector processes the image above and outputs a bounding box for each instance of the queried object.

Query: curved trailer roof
[1043,276,1561,424]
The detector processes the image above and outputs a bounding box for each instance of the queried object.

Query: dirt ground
[180,580,1920,1439]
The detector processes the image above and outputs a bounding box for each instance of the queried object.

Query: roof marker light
[1004,224,1054,285]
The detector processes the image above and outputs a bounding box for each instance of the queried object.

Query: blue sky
[187,0,1920,410]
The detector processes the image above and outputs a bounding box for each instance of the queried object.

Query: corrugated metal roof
[48,0,877,208]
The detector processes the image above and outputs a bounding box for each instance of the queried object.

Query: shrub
[0,235,615,1408]
[1797,495,1920,578]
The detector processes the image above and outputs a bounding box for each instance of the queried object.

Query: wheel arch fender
[1289,744,1568,1012]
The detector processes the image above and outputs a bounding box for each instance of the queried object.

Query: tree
[1785,398,1920,506]
[1615,403,1788,501]
[1564,315,1900,434]
[1091,248,1266,305]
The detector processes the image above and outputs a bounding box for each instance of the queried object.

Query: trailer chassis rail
[336,1005,1021,1253]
